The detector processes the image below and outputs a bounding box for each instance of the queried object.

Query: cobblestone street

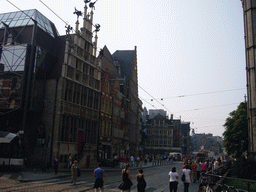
[0,161,201,192]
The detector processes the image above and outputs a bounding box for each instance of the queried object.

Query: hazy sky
[1,0,246,137]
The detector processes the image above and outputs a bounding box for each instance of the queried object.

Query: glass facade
[0,9,59,37]
[0,45,27,72]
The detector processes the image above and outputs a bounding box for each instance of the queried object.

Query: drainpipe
[49,77,59,166]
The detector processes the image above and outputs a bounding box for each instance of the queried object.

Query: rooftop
[0,9,59,37]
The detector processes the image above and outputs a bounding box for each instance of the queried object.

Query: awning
[0,131,18,143]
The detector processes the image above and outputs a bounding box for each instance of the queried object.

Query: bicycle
[217,183,240,192]
[198,173,214,192]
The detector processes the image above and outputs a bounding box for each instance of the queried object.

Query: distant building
[191,133,222,154]
[181,122,191,154]
[241,0,256,159]
[144,113,182,154]
[149,109,167,119]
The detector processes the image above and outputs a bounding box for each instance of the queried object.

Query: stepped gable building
[112,47,140,156]
[52,3,101,168]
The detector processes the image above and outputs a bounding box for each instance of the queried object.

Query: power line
[174,102,240,113]
[144,88,246,101]
[39,0,69,26]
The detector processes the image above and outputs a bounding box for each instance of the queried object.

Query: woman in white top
[168,166,179,192]
[182,164,191,192]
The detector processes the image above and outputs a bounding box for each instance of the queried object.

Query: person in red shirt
[120,155,126,169]
[190,161,197,183]
[200,161,207,175]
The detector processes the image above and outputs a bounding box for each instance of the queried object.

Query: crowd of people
[54,152,227,192]
[168,155,227,192]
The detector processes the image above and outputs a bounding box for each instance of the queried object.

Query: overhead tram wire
[174,102,240,113]
[38,0,69,26]
[143,88,246,101]
[5,0,241,124]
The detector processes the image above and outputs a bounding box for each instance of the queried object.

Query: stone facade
[241,0,256,159]
[144,114,181,155]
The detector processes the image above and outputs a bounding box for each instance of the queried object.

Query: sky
[1,0,247,137]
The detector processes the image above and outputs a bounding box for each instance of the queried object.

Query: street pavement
[0,160,201,192]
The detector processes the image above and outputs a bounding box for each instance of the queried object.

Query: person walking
[71,160,78,185]
[136,168,146,192]
[200,161,207,175]
[190,161,197,183]
[53,152,60,174]
[136,156,140,167]
[120,155,126,169]
[196,160,201,181]
[118,163,133,192]
[182,164,191,192]
[68,154,72,168]
[93,163,105,192]
[169,166,179,192]
[94,162,105,192]
[130,155,134,167]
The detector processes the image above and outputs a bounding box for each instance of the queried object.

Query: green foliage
[232,157,256,180]
[223,102,248,157]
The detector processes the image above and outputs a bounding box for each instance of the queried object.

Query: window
[64,80,73,102]
[81,87,88,106]
[87,89,93,108]
[83,63,89,74]
[89,66,94,76]
[94,92,99,110]
[73,83,81,104]
[76,58,82,70]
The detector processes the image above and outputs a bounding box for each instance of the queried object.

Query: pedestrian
[94,162,105,192]
[130,155,134,167]
[113,154,118,168]
[53,152,60,174]
[68,154,72,168]
[120,155,126,169]
[118,163,133,192]
[196,160,201,181]
[71,160,78,185]
[139,156,143,168]
[182,164,191,192]
[169,166,179,192]
[201,161,207,175]
[136,156,140,167]
[190,161,197,183]
[136,168,146,192]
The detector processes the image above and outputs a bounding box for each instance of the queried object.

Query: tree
[223,102,248,157]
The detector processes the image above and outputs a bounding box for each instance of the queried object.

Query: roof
[112,50,135,85]
[0,9,59,37]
